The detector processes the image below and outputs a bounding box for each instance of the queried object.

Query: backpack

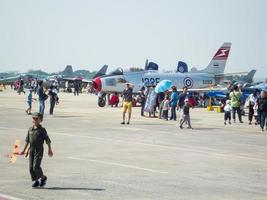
[232,92,241,107]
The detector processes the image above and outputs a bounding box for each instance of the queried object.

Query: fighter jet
[61,64,108,83]
[224,69,256,86]
[0,73,48,86]
[250,82,267,91]
[92,42,232,104]
[0,75,24,85]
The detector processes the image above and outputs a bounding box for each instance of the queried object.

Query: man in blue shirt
[178,87,188,109]
[170,86,178,120]
[37,81,47,117]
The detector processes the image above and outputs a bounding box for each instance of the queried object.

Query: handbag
[244,97,250,108]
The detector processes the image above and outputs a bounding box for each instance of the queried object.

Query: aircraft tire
[98,98,106,107]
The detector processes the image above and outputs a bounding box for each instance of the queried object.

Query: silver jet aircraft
[92,42,231,106]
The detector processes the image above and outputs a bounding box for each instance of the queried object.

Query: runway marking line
[1,126,267,164]
[68,157,168,174]
[57,132,267,164]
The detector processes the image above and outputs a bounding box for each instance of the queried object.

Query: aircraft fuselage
[95,71,215,93]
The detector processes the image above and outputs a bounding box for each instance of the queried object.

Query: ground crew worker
[20,112,53,188]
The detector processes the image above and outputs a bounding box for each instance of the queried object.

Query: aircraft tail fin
[144,59,159,70]
[177,61,188,73]
[241,70,256,84]
[201,42,231,75]
[145,62,159,71]
[92,65,108,79]
[145,59,149,69]
[62,65,74,76]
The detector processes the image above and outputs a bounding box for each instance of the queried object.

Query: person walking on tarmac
[37,80,47,117]
[25,89,37,115]
[73,80,80,96]
[48,88,59,115]
[177,86,188,123]
[229,85,243,123]
[18,78,26,95]
[169,86,178,121]
[248,90,258,125]
[139,86,146,117]
[179,99,193,129]
[256,90,267,131]
[20,112,53,188]
[121,82,134,125]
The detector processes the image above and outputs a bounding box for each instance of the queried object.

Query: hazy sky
[1,0,266,77]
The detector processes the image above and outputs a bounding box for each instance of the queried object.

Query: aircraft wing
[177,86,227,93]
[81,79,92,83]
[62,77,92,84]
[215,71,249,77]
[0,75,21,83]
[62,77,81,82]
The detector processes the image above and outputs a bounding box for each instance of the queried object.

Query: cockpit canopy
[108,68,124,76]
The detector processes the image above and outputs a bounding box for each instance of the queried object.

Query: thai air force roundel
[183,77,193,88]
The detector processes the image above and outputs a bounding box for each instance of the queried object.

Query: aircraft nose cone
[92,77,102,92]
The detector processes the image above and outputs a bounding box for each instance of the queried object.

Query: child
[162,96,170,120]
[20,112,53,188]
[25,89,36,115]
[224,100,232,125]
[179,99,192,129]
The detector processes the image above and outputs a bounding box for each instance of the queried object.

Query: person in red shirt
[110,92,119,107]
[188,96,196,107]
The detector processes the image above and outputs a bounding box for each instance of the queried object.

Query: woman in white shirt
[248,90,258,125]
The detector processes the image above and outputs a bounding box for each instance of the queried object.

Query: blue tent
[206,91,226,98]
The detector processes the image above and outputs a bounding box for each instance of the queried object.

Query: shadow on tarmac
[192,127,218,131]
[51,115,80,118]
[40,187,105,191]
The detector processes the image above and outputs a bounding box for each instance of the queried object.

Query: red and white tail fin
[201,42,231,75]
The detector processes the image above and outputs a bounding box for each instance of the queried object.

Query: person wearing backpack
[247,90,259,125]
[229,85,243,123]
[37,81,48,117]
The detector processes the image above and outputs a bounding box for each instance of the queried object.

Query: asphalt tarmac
[0,88,267,200]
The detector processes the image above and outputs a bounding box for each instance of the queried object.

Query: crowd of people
[10,77,267,132]
[15,79,60,118]
[106,82,267,132]
[222,84,267,131]
[115,83,194,129]
[3,78,267,189]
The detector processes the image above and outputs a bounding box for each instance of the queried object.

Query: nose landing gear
[98,93,106,107]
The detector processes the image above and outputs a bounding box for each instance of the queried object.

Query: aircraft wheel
[98,98,106,107]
